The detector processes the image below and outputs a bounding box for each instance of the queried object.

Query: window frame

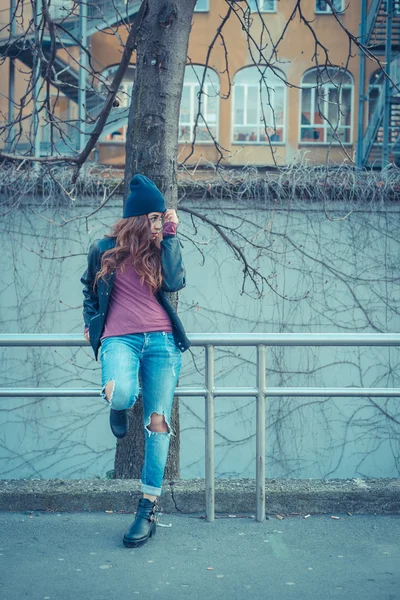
[382,1,400,15]
[178,66,220,145]
[194,0,210,12]
[231,67,287,146]
[299,71,354,146]
[248,0,277,13]
[315,0,344,14]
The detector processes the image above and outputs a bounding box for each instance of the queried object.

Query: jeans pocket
[165,332,179,350]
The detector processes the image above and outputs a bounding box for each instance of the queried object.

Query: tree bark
[114,0,196,480]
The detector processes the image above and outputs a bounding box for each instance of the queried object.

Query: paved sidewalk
[0,511,398,600]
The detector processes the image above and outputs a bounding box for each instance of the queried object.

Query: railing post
[256,345,266,522]
[79,0,88,153]
[356,0,367,168]
[33,0,41,161]
[205,345,215,522]
[383,0,393,166]
[8,0,16,152]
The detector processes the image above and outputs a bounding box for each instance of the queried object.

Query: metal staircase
[364,93,400,167]
[359,0,400,168]
[1,1,140,156]
[56,0,141,39]
[366,0,400,49]
[392,98,400,157]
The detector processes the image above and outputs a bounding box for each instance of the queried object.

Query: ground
[0,511,398,599]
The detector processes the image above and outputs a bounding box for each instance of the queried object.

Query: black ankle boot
[123,497,158,548]
[110,408,128,438]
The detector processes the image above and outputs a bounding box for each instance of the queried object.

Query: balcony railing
[1,333,400,522]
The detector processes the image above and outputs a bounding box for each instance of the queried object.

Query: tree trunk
[114,0,196,479]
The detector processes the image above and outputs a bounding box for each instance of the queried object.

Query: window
[300,68,353,144]
[100,65,135,109]
[248,0,276,12]
[382,1,400,15]
[368,71,384,121]
[194,0,209,12]
[315,0,344,13]
[179,65,220,143]
[102,125,128,143]
[232,66,286,144]
[368,71,384,145]
[48,0,75,19]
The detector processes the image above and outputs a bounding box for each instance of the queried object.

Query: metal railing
[361,53,400,165]
[362,85,385,165]
[58,0,141,39]
[1,333,400,522]
[366,0,383,45]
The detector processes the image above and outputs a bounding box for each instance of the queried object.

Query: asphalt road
[0,511,398,600]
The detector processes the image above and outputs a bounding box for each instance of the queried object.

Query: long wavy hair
[94,215,162,295]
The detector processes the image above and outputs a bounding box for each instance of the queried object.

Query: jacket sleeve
[80,240,100,328]
[160,235,186,292]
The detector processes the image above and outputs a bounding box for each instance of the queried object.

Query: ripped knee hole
[146,412,170,433]
[102,379,115,403]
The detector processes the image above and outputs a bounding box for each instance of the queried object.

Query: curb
[0,478,399,514]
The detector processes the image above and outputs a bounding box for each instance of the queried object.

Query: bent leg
[102,380,115,404]
[100,336,141,411]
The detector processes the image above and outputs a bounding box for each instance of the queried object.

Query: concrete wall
[0,194,399,481]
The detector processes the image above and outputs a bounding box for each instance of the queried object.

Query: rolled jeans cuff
[141,483,162,497]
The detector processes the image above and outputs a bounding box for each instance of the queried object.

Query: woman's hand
[164,209,179,226]
[84,330,90,342]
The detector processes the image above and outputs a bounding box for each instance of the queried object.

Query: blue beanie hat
[123,174,166,218]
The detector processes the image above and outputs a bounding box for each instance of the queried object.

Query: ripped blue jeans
[99,332,182,497]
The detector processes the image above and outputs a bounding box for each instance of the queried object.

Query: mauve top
[84,222,177,339]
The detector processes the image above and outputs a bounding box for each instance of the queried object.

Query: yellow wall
[0,0,80,150]
[92,0,365,167]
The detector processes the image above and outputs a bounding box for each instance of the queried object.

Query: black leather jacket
[80,233,191,360]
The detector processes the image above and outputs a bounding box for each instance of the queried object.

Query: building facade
[0,0,399,168]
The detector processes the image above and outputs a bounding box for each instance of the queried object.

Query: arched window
[232,66,286,143]
[179,65,220,143]
[300,68,353,144]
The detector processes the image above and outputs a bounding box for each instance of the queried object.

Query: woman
[80,174,191,548]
